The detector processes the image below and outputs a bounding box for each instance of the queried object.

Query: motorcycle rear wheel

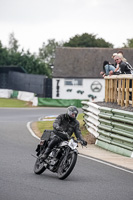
[34,157,46,174]
[57,152,77,180]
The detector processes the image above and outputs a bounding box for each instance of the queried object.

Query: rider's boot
[41,148,51,160]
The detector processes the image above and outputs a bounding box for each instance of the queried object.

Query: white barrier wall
[17,91,38,106]
[0,89,13,98]
[17,91,35,101]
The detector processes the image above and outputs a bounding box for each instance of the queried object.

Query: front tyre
[57,152,77,180]
[34,157,46,175]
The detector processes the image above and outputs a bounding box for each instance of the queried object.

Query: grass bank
[0,98,32,107]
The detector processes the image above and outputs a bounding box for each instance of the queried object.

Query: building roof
[53,47,133,78]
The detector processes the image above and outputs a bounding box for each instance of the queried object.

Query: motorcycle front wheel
[57,152,77,180]
[34,157,46,174]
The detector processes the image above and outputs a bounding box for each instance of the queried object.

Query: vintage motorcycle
[33,130,85,180]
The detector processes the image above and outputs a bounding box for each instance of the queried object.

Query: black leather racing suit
[45,114,84,154]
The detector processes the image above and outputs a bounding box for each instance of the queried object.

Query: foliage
[8,32,20,53]
[123,38,133,48]
[63,33,113,48]
[0,41,9,65]
[39,39,63,65]
[0,33,51,77]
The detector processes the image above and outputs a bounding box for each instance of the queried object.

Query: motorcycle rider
[41,106,87,160]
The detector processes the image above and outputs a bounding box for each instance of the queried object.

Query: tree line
[0,32,133,78]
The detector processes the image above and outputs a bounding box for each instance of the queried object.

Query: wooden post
[108,79,110,102]
[118,79,121,105]
[125,79,129,107]
[110,79,114,102]
[105,79,109,102]
[121,79,125,107]
[132,80,133,107]
[114,79,117,102]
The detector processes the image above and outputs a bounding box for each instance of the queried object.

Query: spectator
[112,53,117,60]
[100,61,116,77]
[111,52,130,74]
[117,50,127,62]
[111,55,132,74]
[112,53,119,70]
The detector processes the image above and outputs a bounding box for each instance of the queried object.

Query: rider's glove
[81,140,87,146]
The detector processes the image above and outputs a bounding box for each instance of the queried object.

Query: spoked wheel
[57,152,77,180]
[34,156,46,174]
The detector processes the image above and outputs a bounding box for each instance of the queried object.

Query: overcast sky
[0,0,133,53]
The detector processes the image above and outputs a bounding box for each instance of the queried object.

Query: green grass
[0,98,31,107]
[37,113,88,137]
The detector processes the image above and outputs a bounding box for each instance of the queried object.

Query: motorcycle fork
[62,147,70,164]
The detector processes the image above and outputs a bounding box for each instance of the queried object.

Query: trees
[38,39,63,77]
[8,32,19,53]
[0,33,51,77]
[123,38,133,48]
[0,41,9,65]
[39,39,62,65]
[63,33,113,48]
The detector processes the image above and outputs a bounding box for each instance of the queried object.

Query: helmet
[67,106,78,119]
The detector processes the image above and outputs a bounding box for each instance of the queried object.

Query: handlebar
[68,137,87,147]
[54,131,87,147]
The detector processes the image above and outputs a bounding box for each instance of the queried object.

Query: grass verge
[0,98,32,107]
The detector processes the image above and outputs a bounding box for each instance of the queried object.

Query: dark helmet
[67,106,78,119]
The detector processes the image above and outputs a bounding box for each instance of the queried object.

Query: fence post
[132,80,133,107]
[108,79,111,102]
[105,79,109,102]
[110,79,114,102]
[118,79,122,105]
[125,79,129,107]
[121,79,125,107]
[114,79,117,103]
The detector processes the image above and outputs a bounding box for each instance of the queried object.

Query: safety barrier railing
[82,101,133,158]
[104,74,133,107]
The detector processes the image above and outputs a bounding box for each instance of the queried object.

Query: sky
[0,0,133,54]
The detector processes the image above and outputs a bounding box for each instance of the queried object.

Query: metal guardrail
[82,101,133,158]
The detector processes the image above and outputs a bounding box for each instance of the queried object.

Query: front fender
[70,149,78,154]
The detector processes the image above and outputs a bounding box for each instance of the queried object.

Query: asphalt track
[0,108,133,200]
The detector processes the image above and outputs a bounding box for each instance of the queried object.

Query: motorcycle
[33,132,85,180]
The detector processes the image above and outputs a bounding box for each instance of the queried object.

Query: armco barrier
[82,101,133,157]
